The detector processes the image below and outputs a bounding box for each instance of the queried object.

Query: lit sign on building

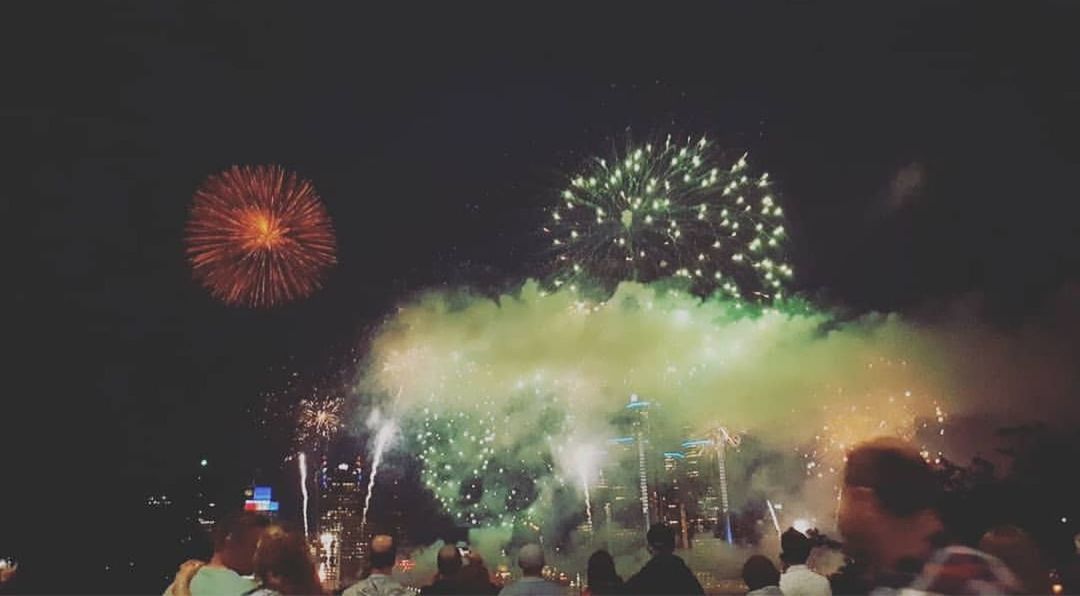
[245,485,280,512]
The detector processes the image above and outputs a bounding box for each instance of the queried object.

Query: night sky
[7,2,1080,588]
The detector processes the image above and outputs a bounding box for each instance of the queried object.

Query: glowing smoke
[354,279,1080,562]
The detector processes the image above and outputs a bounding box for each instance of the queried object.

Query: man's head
[780,528,812,566]
[517,544,545,577]
[436,544,463,578]
[211,511,271,575]
[742,555,780,591]
[646,524,676,555]
[369,535,397,573]
[838,438,943,568]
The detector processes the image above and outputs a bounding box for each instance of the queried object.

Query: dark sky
[6,1,1080,584]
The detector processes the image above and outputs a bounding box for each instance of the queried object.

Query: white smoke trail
[766,499,782,540]
[299,452,310,536]
[360,415,397,535]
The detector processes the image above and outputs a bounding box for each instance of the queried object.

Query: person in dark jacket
[625,525,704,595]
[420,545,466,595]
[584,550,623,596]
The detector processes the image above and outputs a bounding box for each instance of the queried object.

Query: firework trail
[360,414,397,536]
[546,134,791,302]
[298,452,310,536]
[766,499,782,540]
[186,164,336,307]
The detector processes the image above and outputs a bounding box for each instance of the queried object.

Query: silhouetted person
[459,552,499,595]
[742,555,782,596]
[839,437,1021,594]
[165,511,271,596]
[779,528,830,596]
[421,545,465,595]
[498,544,563,596]
[625,525,704,595]
[345,535,409,596]
[978,525,1050,594]
[249,524,323,595]
[584,550,623,596]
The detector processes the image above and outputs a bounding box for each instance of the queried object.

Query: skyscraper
[317,457,366,589]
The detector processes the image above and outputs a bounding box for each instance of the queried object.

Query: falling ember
[186,165,337,308]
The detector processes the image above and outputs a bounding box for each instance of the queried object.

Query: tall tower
[317,457,366,589]
[626,394,657,536]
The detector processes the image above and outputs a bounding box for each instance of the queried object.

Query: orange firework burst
[186,165,337,307]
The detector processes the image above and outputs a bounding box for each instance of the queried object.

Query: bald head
[369,535,397,571]
[518,544,545,576]
[437,544,463,577]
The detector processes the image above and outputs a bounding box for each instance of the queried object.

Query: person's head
[586,550,619,588]
[838,438,943,569]
[253,524,322,596]
[979,525,1048,594]
[211,511,272,575]
[369,535,397,573]
[780,528,813,566]
[742,555,780,591]
[459,553,491,586]
[517,544,545,577]
[436,544,463,578]
[646,524,677,555]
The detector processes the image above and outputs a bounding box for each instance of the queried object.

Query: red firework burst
[186,165,337,307]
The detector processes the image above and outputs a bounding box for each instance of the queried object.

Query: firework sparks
[296,396,344,448]
[186,164,337,307]
[546,135,791,302]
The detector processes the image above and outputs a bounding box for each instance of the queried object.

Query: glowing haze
[358,281,957,536]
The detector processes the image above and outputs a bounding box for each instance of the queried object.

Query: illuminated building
[317,457,366,588]
[243,485,280,517]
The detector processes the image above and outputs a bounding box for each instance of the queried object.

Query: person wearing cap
[497,544,563,596]
[839,437,1021,594]
[344,535,410,596]
[778,528,830,596]
[624,524,704,595]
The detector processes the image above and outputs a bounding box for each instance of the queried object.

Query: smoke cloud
[354,280,1079,574]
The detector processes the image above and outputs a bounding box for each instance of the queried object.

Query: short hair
[742,555,780,591]
[211,511,271,551]
[646,524,676,552]
[780,528,812,564]
[369,535,397,569]
[844,437,941,517]
[518,544,545,573]
[436,544,462,576]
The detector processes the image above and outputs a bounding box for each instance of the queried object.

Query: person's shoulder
[911,545,1022,594]
[342,579,368,596]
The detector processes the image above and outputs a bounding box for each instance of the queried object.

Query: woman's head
[587,550,620,587]
[254,524,322,595]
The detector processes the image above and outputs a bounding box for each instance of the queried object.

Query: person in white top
[164,511,271,596]
[779,527,831,596]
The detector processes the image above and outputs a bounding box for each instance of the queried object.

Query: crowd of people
[163,437,1077,595]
